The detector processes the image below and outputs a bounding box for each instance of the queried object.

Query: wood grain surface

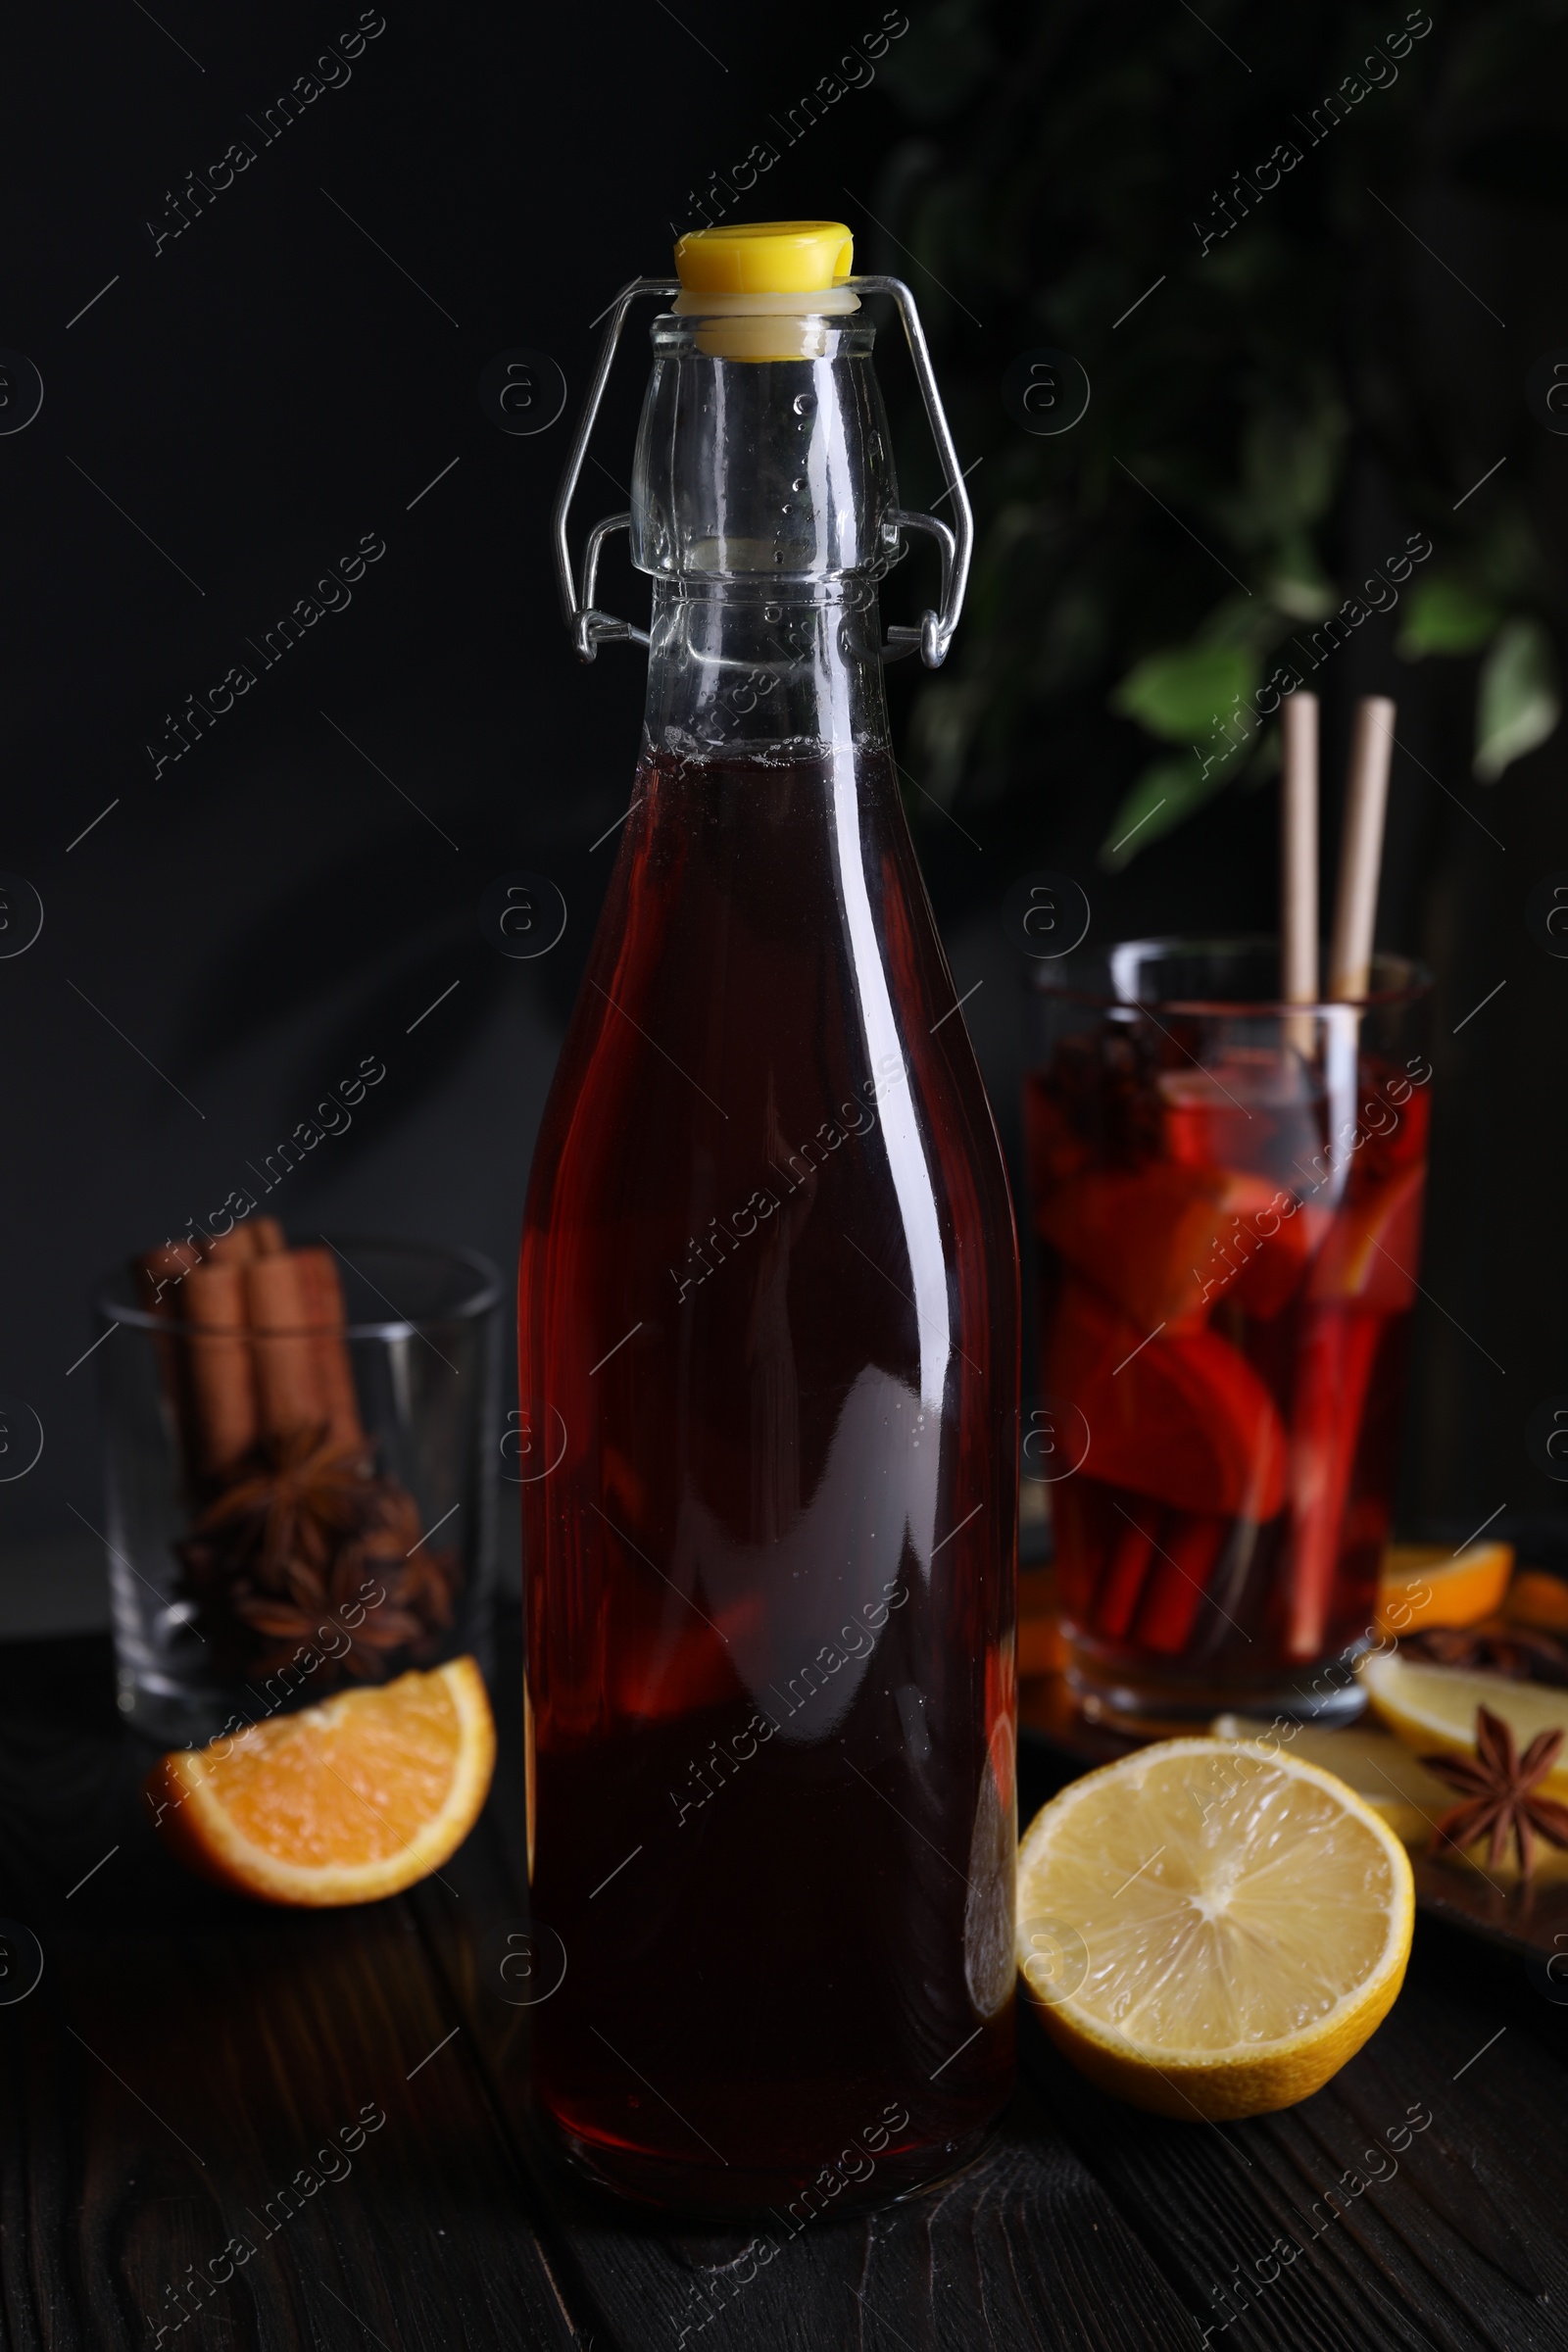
[2,1631,1565,2351]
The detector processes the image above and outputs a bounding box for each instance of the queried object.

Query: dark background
[2,0,1564,1632]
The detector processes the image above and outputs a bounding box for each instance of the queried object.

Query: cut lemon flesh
[1017,1739,1413,2120]
[1360,1650,1568,1801]
[1211,1715,1454,1849]
[1376,1540,1513,1633]
[146,1658,496,1906]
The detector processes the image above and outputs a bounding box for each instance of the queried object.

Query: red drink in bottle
[521,225,1018,2213]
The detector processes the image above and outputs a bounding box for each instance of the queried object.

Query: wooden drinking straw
[1327,695,1396,1003]
[1280,693,1319,1054]
[1286,691,1398,1663]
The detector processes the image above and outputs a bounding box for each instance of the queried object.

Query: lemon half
[1017,1739,1413,2120]
[1361,1650,1568,1800]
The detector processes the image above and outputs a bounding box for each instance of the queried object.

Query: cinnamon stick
[1287,694,1396,1655]
[294,1246,364,1449]
[206,1226,259,1266]
[246,1251,325,1438]
[1287,1307,1382,1660]
[1134,1514,1227,1655]
[1093,1512,1157,1642]
[184,1261,259,1476]
[137,1240,204,1311]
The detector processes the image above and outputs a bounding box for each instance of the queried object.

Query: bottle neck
[642,578,891,763]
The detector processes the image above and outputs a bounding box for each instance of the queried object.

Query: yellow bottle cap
[674,220,854,297]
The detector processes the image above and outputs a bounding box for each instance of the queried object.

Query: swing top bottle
[521,221,1019,2214]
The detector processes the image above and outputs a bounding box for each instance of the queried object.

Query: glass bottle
[521,222,1019,2216]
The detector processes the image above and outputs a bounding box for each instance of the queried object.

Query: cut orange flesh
[1308,1164,1425,1308]
[145,1658,495,1906]
[1509,1569,1568,1633]
[1048,1278,1288,1519]
[1036,1162,1226,1329]
[1377,1540,1514,1633]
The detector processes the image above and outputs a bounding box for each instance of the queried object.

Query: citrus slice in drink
[1376,1540,1514,1634]
[1048,1279,1288,1519]
[145,1658,496,1905]
[1214,1174,1325,1320]
[1308,1163,1425,1309]
[1360,1652,1568,1801]
[1016,1739,1413,2119]
[1036,1162,1225,1329]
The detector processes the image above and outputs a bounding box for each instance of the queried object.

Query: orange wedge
[1035,1162,1225,1329]
[1308,1164,1425,1309]
[145,1658,495,1906]
[1508,1569,1568,1634]
[1376,1540,1513,1634]
[1048,1278,1288,1520]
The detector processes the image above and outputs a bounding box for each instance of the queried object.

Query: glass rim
[95,1234,503,1342]
[1028,935,1432,1015]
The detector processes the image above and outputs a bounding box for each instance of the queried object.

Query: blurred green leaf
[1263,535,1339,622]
[1474,617,1561,781]
[1397,575,1503,658]
[1109,640,1258,742]
[870,0,1567,861]
[1216,398,1348,549]
[1099,754,1219,869]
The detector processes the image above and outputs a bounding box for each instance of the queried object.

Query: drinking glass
[1024,940,1431,1726]
[97,1237,502,1744]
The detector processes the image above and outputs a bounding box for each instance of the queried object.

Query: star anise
[174,1421,465,1689]
[1423,1705,1568,1876]
[189,1424,371,1584]
[1404,1621,1568,1688]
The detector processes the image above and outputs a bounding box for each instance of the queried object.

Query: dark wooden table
[5,1623,1567,2352]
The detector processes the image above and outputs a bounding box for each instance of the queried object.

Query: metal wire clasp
[551,273,973,669]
